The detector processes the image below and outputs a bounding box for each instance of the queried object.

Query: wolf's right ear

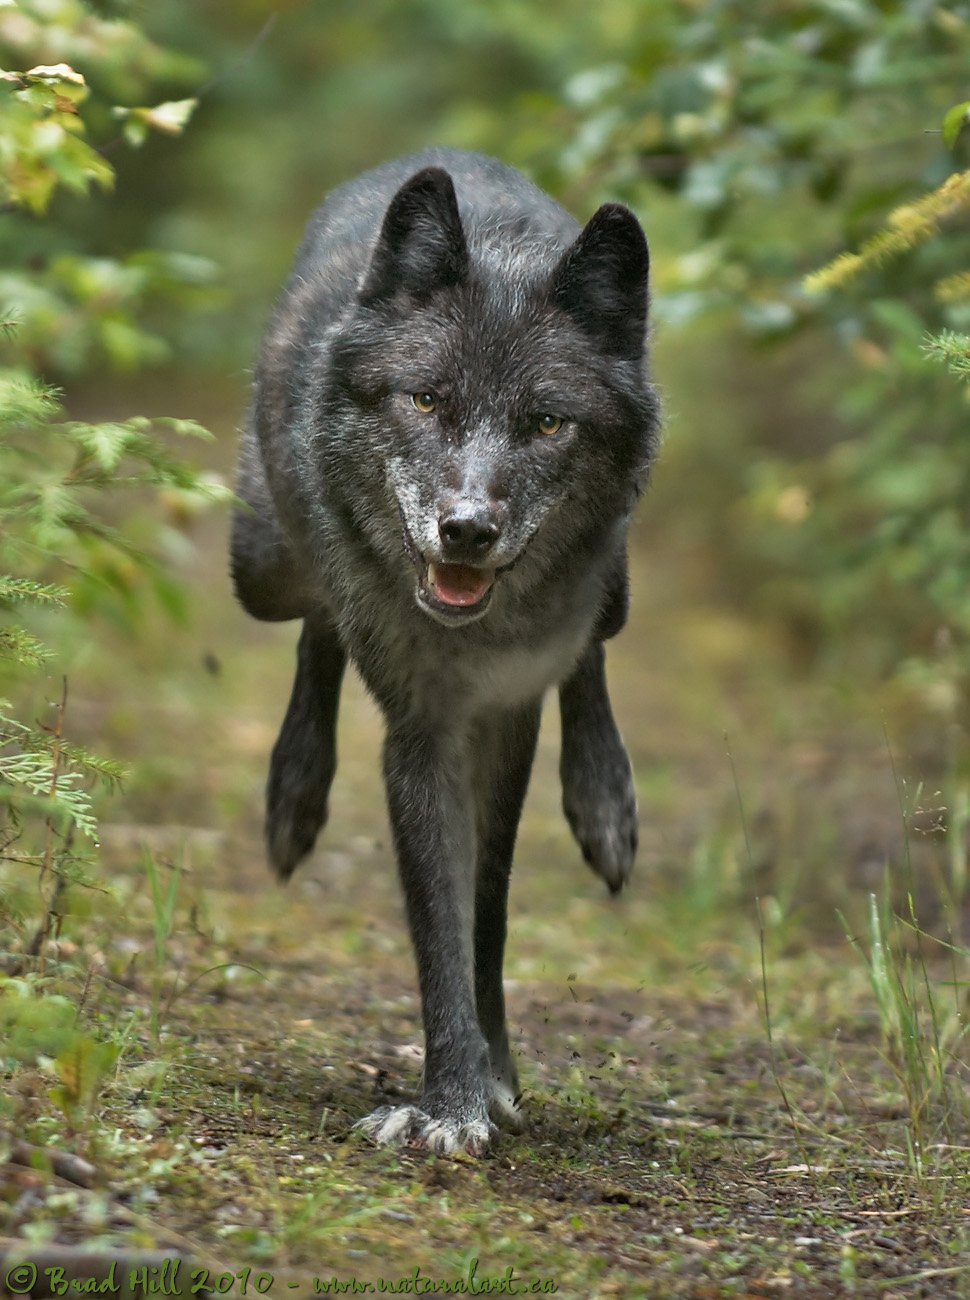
[555,204,649,362]
[359,168,469,306]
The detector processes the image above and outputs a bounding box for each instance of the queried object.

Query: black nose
[438,506,500,560]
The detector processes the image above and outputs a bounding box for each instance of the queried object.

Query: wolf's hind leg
[266,612,346,879]
[559,640,638,894]
[230,431,314,623]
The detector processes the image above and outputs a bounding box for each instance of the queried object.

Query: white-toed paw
[354,1104,495,1155]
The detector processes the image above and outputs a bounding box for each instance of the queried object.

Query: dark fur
[231,149,659,1153]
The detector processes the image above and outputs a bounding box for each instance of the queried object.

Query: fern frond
[0,370,61,428]
[0,717,126,789]
[0,625,53,667]
[0,576,68,606]
[923,330,970,382]
[0,772,98,839]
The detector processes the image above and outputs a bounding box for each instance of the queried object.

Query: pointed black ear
[359,167,468,306]
[554,204,649,361]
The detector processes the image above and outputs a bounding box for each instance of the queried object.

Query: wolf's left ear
[360,167,469,306]
[555,204,649,361]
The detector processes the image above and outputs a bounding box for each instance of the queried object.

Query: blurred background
[4,0,970,941]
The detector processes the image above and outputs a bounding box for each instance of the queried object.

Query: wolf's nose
[438,506,500,559]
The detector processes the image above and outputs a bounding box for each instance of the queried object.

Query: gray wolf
[230,148,659,1154]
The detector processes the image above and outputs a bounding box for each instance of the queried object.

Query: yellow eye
[538,414,563,436]
[411,392,436,414]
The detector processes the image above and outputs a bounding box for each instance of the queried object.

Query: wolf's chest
[467,634,587,710]
[360,616,588,723]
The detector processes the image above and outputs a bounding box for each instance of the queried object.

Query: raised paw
[559,640,639,894]
[561,739,638,894]
[266,773,330,879]
[265,615,345,880]
[354,1104,496,1155]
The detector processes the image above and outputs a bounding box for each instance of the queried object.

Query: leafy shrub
[0,7,226,961]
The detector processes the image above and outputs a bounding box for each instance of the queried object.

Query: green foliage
[840,893,968,1162]
[0,5,217,379]
[0,0,200,216]
[0,977,81,1061]
[943,99,970,150]
[506,2,970,692]
[0,2,224,965]
[0,708,124,844]
[1,369,222,574]
[0,250,217,376]
[0,0,203,105]
[0,564,122,854]
[0,62,112,214]
[805,170,970,295]
[0,357,224,856]
[112,95,196,148]
[48,1031,121,1125]
[0,976,121,1136]
[924,328,970,382]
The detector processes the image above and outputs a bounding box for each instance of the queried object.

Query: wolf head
[321,166,657,628]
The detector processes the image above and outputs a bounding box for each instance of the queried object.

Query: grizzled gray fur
[231,148,659,1154]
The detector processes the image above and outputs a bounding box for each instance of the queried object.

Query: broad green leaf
[50,1036,120,1116]
[23,64,86,88]
[144,97,197,135]
[112,98,198,148]
[943,100,970,149]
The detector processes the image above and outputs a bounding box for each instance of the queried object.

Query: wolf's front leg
[559,639,638,893]
[473,700,541,1130]
[266,612,346,879]
[356,724,494,1155]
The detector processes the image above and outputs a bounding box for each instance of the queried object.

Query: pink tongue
[431,563,493,607]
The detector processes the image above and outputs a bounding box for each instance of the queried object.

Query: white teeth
[427,563,437,588]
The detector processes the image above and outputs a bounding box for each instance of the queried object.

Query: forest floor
[3,383,970,1299]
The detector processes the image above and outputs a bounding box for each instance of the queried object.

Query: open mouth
[401,518,498,623]
[422,560,495,616]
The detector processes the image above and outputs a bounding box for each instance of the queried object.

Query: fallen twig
[6,1140,98,1189]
